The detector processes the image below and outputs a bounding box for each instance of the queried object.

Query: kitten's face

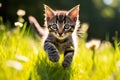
[44,5,79,39]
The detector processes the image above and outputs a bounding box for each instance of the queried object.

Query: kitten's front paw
[62,60,71,68]
[48,52,60,62]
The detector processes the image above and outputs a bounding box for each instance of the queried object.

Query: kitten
[29,4,80,68]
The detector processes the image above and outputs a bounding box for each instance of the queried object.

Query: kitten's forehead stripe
[56,13,66,23]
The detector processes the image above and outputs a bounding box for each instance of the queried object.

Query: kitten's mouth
[55,33,65,39]
[58,36,65,39]
[57,33,69,39]
[58,35,64,38]
[52,32,68,39]
[58,34,63,37]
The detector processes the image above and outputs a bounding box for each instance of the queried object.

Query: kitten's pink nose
[58,29,63,36]
[59,32,62,36]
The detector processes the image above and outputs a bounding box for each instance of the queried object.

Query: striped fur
[44,5,80,68]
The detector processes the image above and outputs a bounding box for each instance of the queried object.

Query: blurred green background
[0,0,120,41]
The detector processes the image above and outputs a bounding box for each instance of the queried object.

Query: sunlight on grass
[0,21,120,80]
[0,22,39,80]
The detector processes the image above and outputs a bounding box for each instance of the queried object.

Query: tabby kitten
[29,5,80,68]
[44,5,80,68]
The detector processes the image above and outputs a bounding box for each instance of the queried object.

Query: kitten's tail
[28,16,45,37]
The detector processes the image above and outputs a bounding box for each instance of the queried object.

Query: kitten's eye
[64,24,70,30]
[51,24,58,30]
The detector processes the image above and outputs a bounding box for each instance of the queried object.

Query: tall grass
[0,20,120,80]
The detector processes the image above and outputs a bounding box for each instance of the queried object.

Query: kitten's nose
[59,32,62,36]
[58,29,63,36]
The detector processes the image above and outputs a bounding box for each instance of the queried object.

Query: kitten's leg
[62,49,74,68]
[44,41,60,62]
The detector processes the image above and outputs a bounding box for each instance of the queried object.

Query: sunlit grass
[0,21,120,80]
[0,22,39,80]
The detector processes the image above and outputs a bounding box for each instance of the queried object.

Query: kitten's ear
[67,5,80,21]
[44,4,55,21]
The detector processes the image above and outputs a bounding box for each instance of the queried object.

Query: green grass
[0,21,120,80]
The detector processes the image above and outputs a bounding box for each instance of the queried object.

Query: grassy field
[0,20,120,80]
